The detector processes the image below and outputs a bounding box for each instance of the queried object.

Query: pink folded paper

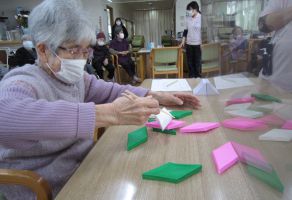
[226,97,256,106]
[282,120,292,130]
[258,114,285,126]
[222,117,268,131]
[145,119,186,130]
[212,142,239,174]
[180,122,220,133]
[231,142,272,172]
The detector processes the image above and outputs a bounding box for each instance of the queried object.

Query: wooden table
[56,78,292,200]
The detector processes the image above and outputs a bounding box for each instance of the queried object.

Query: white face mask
[47,53,86,84]
[116,21,121,26]
[119,33,125,39]
[97,40,105,46]
[23,41,34,49]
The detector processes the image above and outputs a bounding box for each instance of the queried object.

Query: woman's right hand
[111,95,160,125]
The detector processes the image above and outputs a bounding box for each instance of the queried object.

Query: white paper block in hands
[156,107,173,130]
[193,79,219,96]
[259,129,292,142]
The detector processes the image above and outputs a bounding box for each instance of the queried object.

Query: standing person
[258,0,292,91]
[111,17,128,39]
[92,32,115,81]
[109,28,141,84]
[180,1,202,78]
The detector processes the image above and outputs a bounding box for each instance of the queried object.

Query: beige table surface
[56,78,292,200]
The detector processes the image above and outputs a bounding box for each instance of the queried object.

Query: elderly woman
[0,0,200,199]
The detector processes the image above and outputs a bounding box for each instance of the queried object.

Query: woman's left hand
[147,91,201,109]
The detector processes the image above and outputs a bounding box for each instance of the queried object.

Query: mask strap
[46,63,57,75]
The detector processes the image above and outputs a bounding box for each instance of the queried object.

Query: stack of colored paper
[152,128,176,135]
[225,109,264,119]
[127,127,148,151]
[282,120,292,130]
[224,103,252,111]
[226,97,255,106]
[259,129,292,142]
[170,110,193,119]
[180,122,220,133]
[258,114,285,126]
[142,162,202,183]
[251,93,282,103]
[145,120,186,130]
[222,117,268,131]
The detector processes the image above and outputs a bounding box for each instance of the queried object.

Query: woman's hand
[148,91,201,109]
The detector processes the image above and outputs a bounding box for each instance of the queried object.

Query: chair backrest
[152,47,180,65]
[161,35,172,46]
[201,43,220,63]
[132,35,144,48]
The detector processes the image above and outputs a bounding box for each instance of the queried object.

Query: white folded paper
[224,103,252,111]
[259,129,292,142]
[225,109,264,118]
[193,79,219,96]
[155,107,173,130]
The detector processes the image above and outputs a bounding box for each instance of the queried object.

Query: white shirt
[185,13,202,45]
[259,0,292,92]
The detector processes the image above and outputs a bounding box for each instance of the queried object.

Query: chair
[161,35,172,47]
[110,54,131,84]
[201,43,221,77]
[131,35,145,52]
[150,47,183,78]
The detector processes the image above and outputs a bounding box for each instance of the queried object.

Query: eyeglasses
[58,46,91,57]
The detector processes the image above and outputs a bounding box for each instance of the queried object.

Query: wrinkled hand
[111,94,160,125]
[103,58,109,66]
[148,91,201,109]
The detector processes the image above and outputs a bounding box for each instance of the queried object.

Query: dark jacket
[92,45,112,69]
[111,24,128,39]
[9,47,36,67]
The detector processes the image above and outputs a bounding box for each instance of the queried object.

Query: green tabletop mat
[127,127,148,151]
[142,162,202,183]
[170,110,193,119]
[152,128,176,135]
[247,165,284,193]
[251,93,282,103]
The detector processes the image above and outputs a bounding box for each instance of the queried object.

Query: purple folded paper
[180,122,220,133]
[282,120,292,130]
[222,117,268,131]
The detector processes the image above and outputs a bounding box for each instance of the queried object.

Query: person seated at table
[109,27,141,85]
[9,34,37,67]
[0,0,201,199]
[229,26,248,60]
[92,32,115,81]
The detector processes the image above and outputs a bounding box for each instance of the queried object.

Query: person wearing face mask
[180,1,202,78]
[228,26,248,61]
[92,32,115,81]
[0,0,201,199]
[109,28,141,84]
[111,17,129,39]
[11,34,37,67]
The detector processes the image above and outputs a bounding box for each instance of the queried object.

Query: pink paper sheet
[226,97,255,106]
[180,122,220,133]
[145,120,186,130]
[258,114,285,126]
[282,120,292,130]
[222,117,268,131]
[212,142,239,174]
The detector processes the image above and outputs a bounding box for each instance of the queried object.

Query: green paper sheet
[142,162,202,183]
[251,93,282,103]
[152,128,176,135]
[170,110,193,119]
[247,165,284,193]
[127,127,148,151]
[148,118,156,122]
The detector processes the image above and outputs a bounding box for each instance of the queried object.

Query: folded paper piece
[180,122,220,133]
[152,128,176,135]
[251,93,282,103]
[224,103,252,111]
[142,162,202,183]
[222,117,268,131]
[247,165,284,193]
[258,114,285,126]
[193,79,219,96]
[259,129,292,142]
[231,142,272,172]
[170,110,193,119]
[212,142,239,174]
[145,120,186,130]
[225,109,264,119]
[282,120,292,130]
[156,108,173,130]
[127,127,148,151]
[226,97,255,106]
[250,103,276,114]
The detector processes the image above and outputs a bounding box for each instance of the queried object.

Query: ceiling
[106,0,176,10]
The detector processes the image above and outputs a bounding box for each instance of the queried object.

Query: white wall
[175,0,201,36]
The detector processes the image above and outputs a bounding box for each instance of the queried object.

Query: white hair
[28,0,96,52]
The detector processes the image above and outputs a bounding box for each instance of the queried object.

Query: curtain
[133,9,174,46]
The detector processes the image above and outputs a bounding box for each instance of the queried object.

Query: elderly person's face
[36,40,90,73]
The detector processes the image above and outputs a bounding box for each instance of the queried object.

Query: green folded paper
[127,127,148,151]
[142,162,202,183]
[148,118,156,122]
[170,110,193,119]
[251,93,282,103]
[247,165,284,193]
[152,128,176,135]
